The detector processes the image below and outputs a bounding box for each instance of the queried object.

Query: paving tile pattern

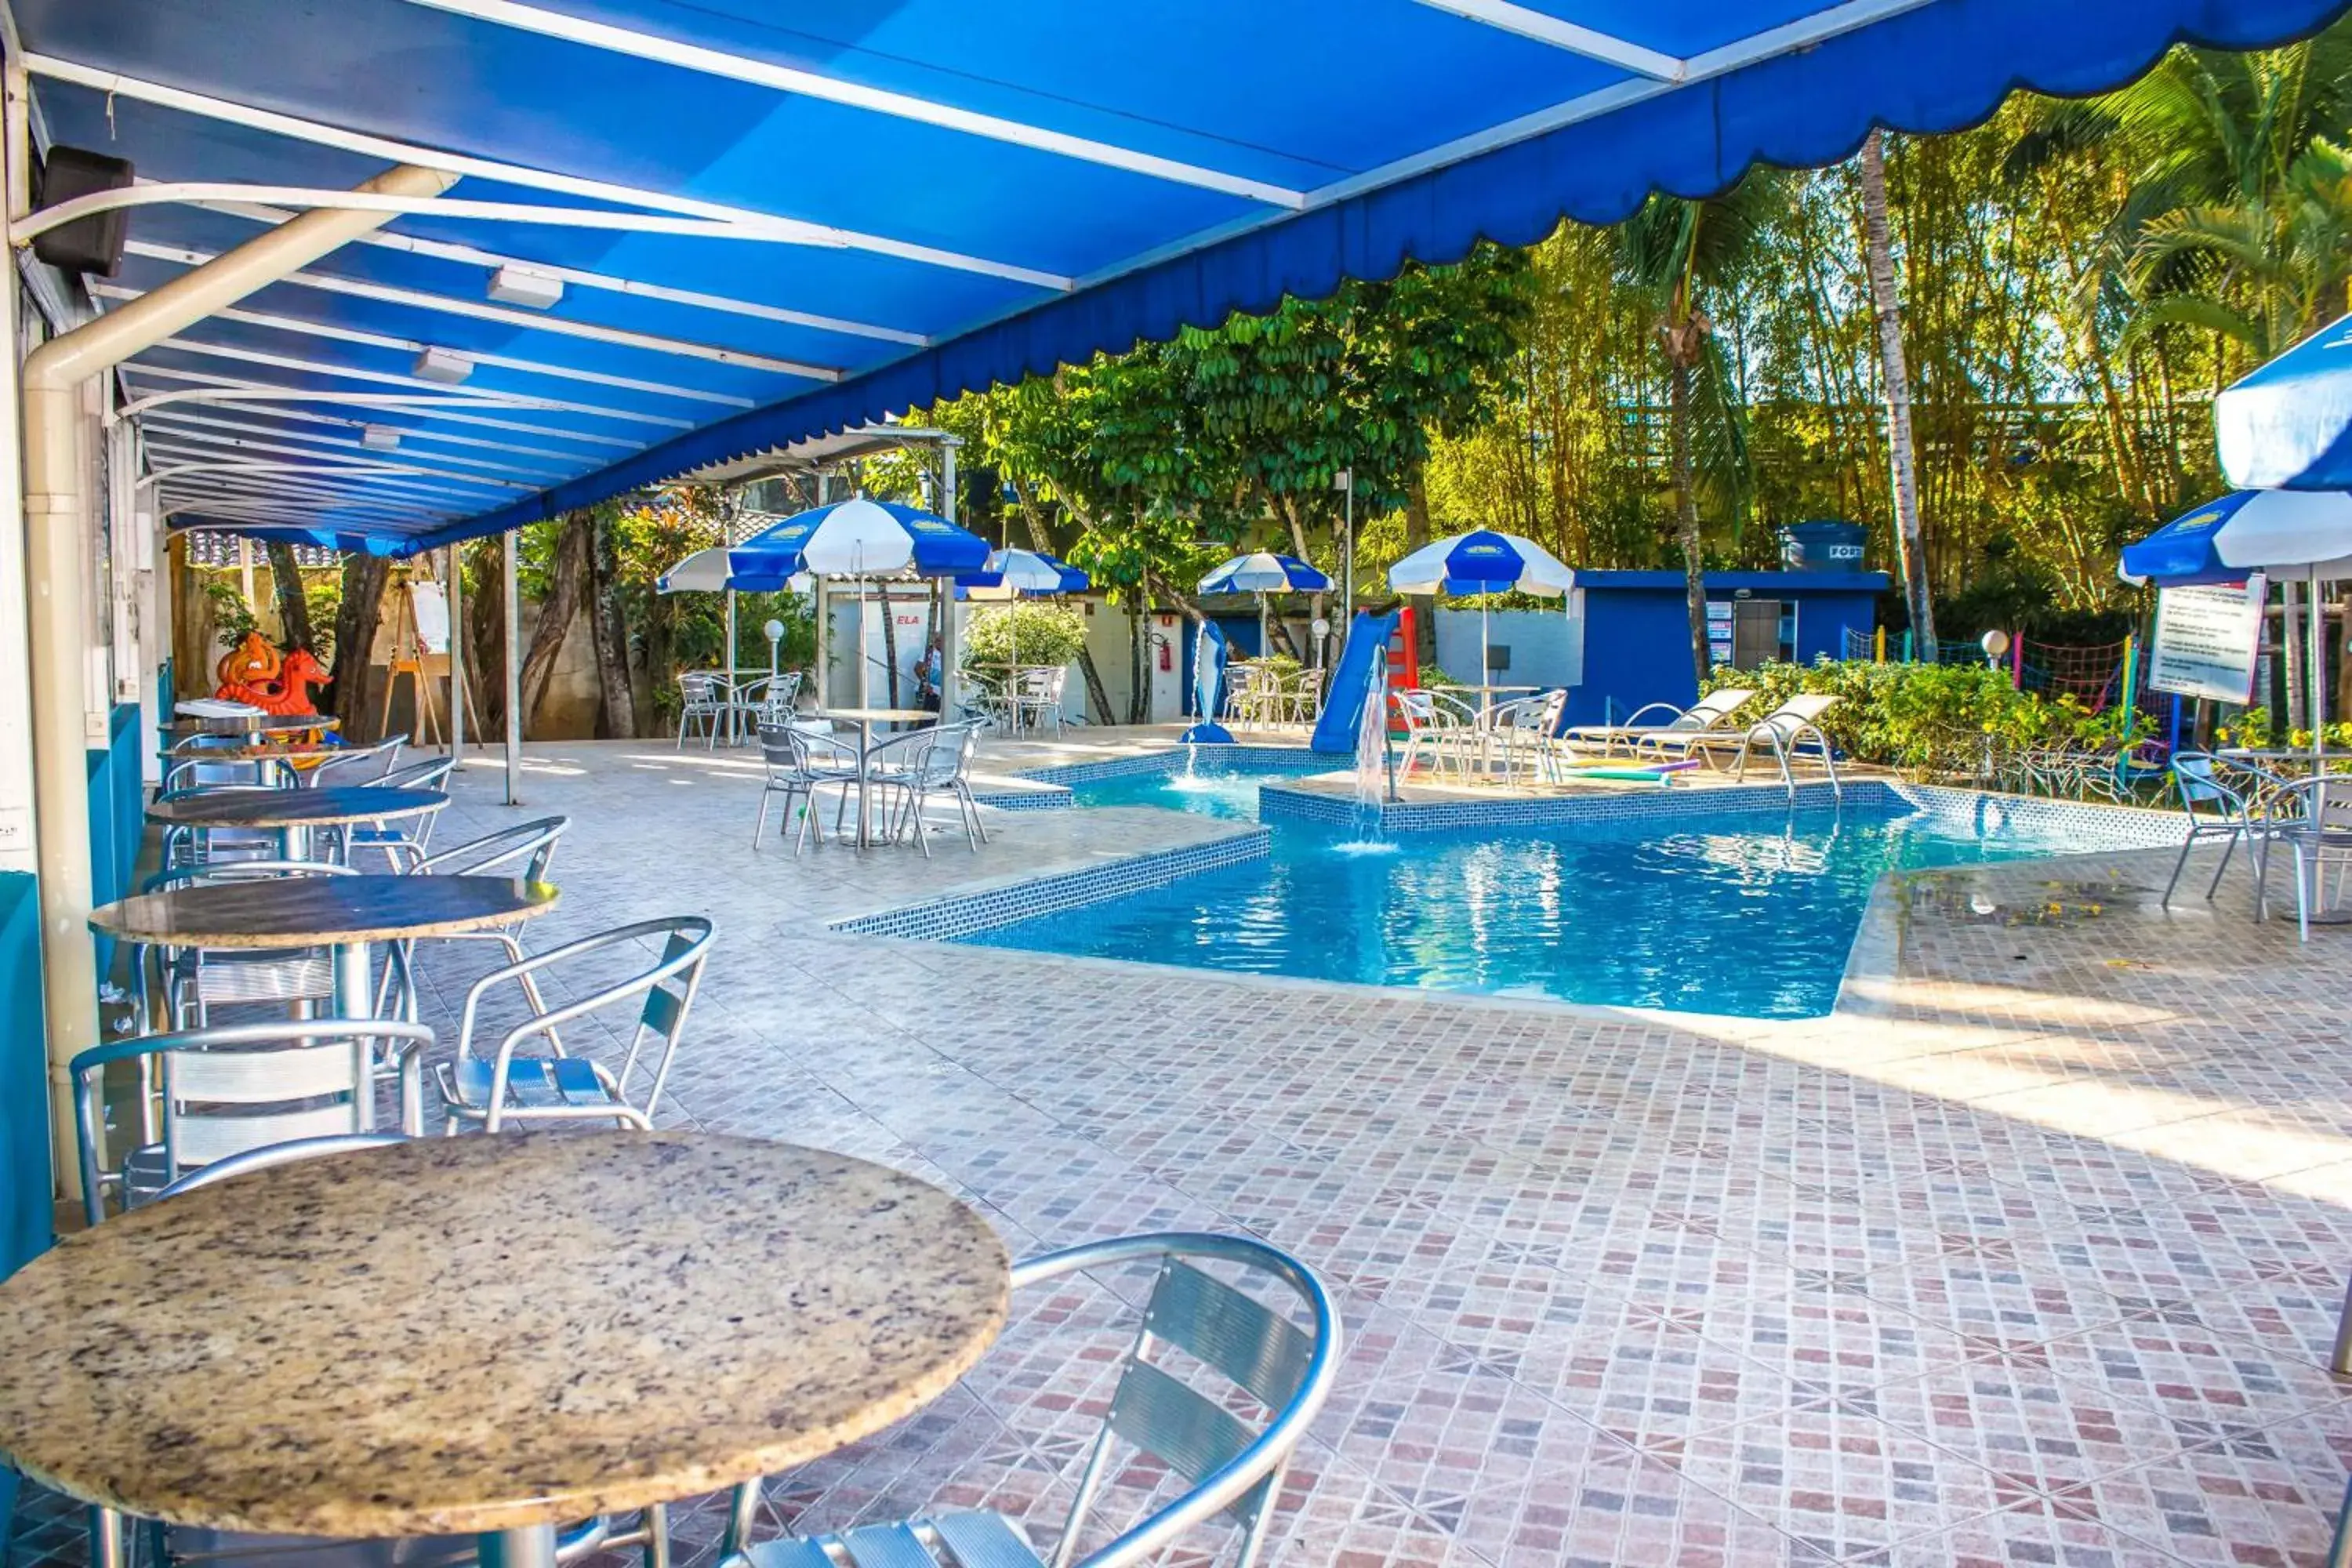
[14,732,2352,1567]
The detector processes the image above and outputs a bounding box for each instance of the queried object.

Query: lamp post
[1334,468,1354,661]
[764,617,785,681]
[1980,628,2010,672]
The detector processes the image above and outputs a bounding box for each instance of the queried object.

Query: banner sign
[2149,575,2265,704]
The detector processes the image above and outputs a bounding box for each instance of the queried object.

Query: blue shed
[1563,570,1888,728]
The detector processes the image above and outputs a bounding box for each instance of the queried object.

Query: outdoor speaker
[32,146,134,277]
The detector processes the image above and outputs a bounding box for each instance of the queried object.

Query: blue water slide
[1311,611,1401,754]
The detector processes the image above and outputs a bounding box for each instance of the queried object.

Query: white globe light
[763,619,786,641]
[1980,629,2011,659]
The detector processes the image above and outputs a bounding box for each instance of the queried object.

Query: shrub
[1701,657,2147,779]
[960,602,1087,672]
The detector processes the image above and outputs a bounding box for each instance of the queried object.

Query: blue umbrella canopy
[2216,312,2352,492]
[1388,529,1573,597]
[1199,553,1331,595]
[724,498,989,589]
[956,547,1090,598]
[2121,491,2352,586]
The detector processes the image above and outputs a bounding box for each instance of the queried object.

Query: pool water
[982,765,2094,1018]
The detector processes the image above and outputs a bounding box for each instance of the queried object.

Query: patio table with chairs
[144,786,447,863]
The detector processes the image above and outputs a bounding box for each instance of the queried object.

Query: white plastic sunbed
[1563,688,1757,755]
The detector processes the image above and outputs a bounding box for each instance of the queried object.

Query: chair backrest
[154,1133,410,1201]
[1688,688,1759,726]
[307,735,406,788]
[761,1232,1334,1568]
[2170,752,2242,811]
[412,816,568,880]
[679,671,724,705]
[163,755,281,793]
[458,915,716,1131]
[71,1020,435,1223]
[370,756,456,792]
[1759,692,1838,731]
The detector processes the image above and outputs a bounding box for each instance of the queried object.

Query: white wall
[1434,606,1584,690]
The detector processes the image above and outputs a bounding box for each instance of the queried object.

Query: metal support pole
[502,529,521,805]
[21,159,455,1197]
[446,545,466,757]
[939,439,960,721]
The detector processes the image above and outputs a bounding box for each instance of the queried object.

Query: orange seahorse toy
[216,638,330,717]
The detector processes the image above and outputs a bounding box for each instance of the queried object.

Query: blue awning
[28,0,2346,554]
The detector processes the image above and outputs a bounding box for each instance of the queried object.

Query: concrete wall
[1434,608,1583,691]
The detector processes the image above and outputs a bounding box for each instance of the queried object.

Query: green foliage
[1700,657,2147,776]
[2214,706,2352,751]
[960,603,1087,672]
[203,576,260,649]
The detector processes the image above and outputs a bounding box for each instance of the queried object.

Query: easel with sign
[380,575,462,745]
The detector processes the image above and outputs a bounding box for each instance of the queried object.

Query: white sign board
[2150,575,2265,704]
[409,581,452,655]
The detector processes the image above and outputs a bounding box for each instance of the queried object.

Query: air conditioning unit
[487,263,563,310]
[361,425,401,451]
[412,347,474,384]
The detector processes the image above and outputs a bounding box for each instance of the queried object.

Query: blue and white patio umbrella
[1388,529,1573,691]
[2118,491,2352,587]
[2122,490,2352,767]
[955,548,1091,732]
[724,497,989,589]
[1198,552,1332,658]
[956,547,1090,598]
[2216,312,2352,492]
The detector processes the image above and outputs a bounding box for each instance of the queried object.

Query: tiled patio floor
[20,733,2352,1567]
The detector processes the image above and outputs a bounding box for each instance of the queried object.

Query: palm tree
[1617,176,1784,684]
[1858,131,1937,658]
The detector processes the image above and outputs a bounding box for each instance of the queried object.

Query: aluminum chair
[372,817,572,1020]
[136,858,359,1030]
[2163,753,2282,915]
[2264,773,2352,942]
[434,915,714,1133]
[71,1019,434,1223]
[1395,688,1475,780]
[155,1131,412,1198]
[677,671,728,749]
[333,753,456,868]
[1013,666,1070,735]
[753,726,855,851]
[735,670,805,735]
[720,1232,1336,1568]
[1284,666,1326,725]
[1493,688,1569,785]
[303,735,407,789]
[872,723,989,855]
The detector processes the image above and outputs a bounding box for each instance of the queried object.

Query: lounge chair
[1640,692,1842,789]
[1565,688,1757,755]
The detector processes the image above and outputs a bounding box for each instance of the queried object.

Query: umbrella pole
[812,575,828,711]
[857,580,871,709]
[725,588,738,742]
[2314,564,2328,772]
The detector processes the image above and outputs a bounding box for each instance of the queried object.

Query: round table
[816,708,936,848]
[158,739,350,788]
[162,712,339,742]
[147,786,447,862]
[0,1133,1009,1568]
[89,875,558,1105]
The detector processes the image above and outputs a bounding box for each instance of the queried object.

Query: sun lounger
[1638,692,1843,792]
[1563,688,1757,754]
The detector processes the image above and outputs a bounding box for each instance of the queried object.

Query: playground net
[2016,637,2129,711]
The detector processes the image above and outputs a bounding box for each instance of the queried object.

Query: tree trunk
[1128,612,1150,725]
[878,580,902,707]
[263,543,315,652]
[586,506,636,739]
[463,539,504,735]
[1860,129,1937,659]
[328,554,393,739]
[519,517,590,731]
[1007,476,1115,724]
[1403,470,1439,673]
[1668,357,1710,689]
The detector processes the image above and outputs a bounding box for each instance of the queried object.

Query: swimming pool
[970,759,2118,1018]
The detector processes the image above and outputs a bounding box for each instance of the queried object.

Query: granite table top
[158,740,350,763]
[0,1133,1010,1537]
[161,713,340,737]
[89,875,558,948]
[147,787,448,829]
